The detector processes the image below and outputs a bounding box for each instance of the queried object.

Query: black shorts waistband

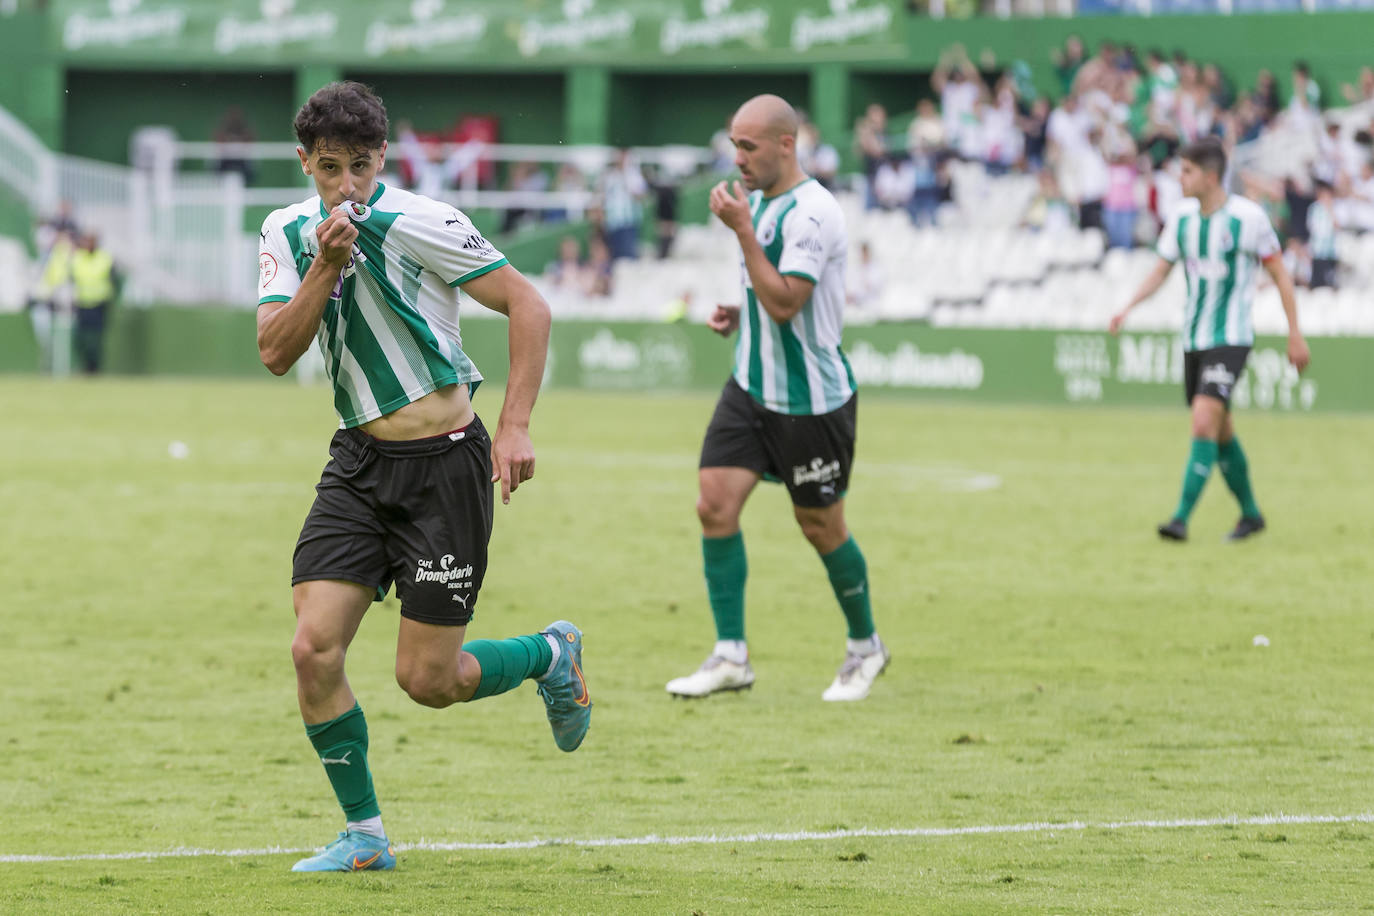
[336,415,486,458]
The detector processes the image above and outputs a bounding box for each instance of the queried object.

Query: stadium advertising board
[2,313,1364,412]
[51,0,903,65]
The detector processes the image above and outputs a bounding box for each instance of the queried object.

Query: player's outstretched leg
[1218,437,1265,541]
[667,531,755,698]
[292,830,396,873]
[536,621,592,751]
[1160,438,1219,540]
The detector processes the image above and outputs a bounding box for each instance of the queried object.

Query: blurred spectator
[546,235,587,292]
[597,149,647,261]
[500,160,549,234]
[710,116,736,173]
[797,120,840,190]
[393,120,483,198]
[848,241,886,308]
[873,154,915,212]
[933,45,983,155]
[1103,148,1139,249]
[1307,181,1339,289]
[853,103,889,209]
[908,139,942,227]
[906,99,945,154]
[1341,66,1374,106]
[544,162,586,223]
[28,210,76,374]
[214,105,256,183]
[1023,170,1074,234]
[1051,35,1087,98]
[70,232,121,374]
[1076,143,1109,233]
[584,234,613,297]
[647,166,680,260]
[1253,69,1281,121]
[1145,49,1179,124]
[1020,98,1050,173]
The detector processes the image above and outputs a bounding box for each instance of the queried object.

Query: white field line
[3,812,1372,864]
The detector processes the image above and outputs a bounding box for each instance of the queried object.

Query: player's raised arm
[710,180,815,323]
[1261,254,1311,372]
[461,264,552,504]
[257,210,355,375]
[1110,256,1174,335]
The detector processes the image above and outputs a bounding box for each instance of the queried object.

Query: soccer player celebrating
[665,94,889,702]
[256,82,590,872]
[1110,137,1310,541]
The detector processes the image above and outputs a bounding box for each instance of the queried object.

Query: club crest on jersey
[757,220,776,246]
[342,201,371,221]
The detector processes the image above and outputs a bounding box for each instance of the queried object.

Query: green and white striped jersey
[1156,195,1280,353]
[733,179,856,416]
[258,183,508,428]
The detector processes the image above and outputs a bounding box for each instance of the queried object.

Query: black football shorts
[1184,345,1250,408]
[699,378,856,508]
[292,417,494,626]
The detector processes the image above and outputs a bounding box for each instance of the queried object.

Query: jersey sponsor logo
[1184,257,1232,282]
[795,236,824,253]
[259,252,279,286]
[793,456,842,487]
[462,233,493,253]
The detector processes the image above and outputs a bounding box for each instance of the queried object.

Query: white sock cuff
[713,639,748,664]
[347,816,386,839]
[847,635,881,656]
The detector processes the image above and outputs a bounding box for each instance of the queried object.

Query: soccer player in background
[1110,137,1310,542]
[256,82,590,872]
[665,94,889,702]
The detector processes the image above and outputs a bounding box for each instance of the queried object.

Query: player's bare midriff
[359,383,474,441]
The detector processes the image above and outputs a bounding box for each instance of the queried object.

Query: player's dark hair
[294,81,389,154]
[1180,137,1227,177]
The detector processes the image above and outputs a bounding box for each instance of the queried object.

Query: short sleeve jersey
[1156,195,1280,353]
[258,183,508,427]
[733,179,856,416]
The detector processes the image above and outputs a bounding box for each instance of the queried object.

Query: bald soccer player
[665,95,890,703]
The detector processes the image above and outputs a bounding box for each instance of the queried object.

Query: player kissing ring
[339,200,371,222]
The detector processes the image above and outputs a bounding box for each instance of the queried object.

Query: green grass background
[2,378,1373,914]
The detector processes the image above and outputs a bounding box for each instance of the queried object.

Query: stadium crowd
[848,39,1374,290]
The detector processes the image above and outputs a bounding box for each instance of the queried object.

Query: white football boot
[821,636,890,702]
[665,655,756,698]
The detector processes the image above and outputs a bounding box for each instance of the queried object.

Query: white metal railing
[0,106,254,306]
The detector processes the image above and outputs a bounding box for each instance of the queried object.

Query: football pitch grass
[3,377,1374,914]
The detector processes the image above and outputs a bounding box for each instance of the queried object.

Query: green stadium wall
[3,5,1369,169]
[1,310,1366,413]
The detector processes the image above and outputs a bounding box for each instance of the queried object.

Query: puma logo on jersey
[445,218,461,226]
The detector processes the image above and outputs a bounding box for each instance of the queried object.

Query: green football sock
[821,536,875,640]
[306,703,380,822]
[464,635,554,700]
[1173,437,1219,523]
[1217,437,1262,519]
[703,532,747,641]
